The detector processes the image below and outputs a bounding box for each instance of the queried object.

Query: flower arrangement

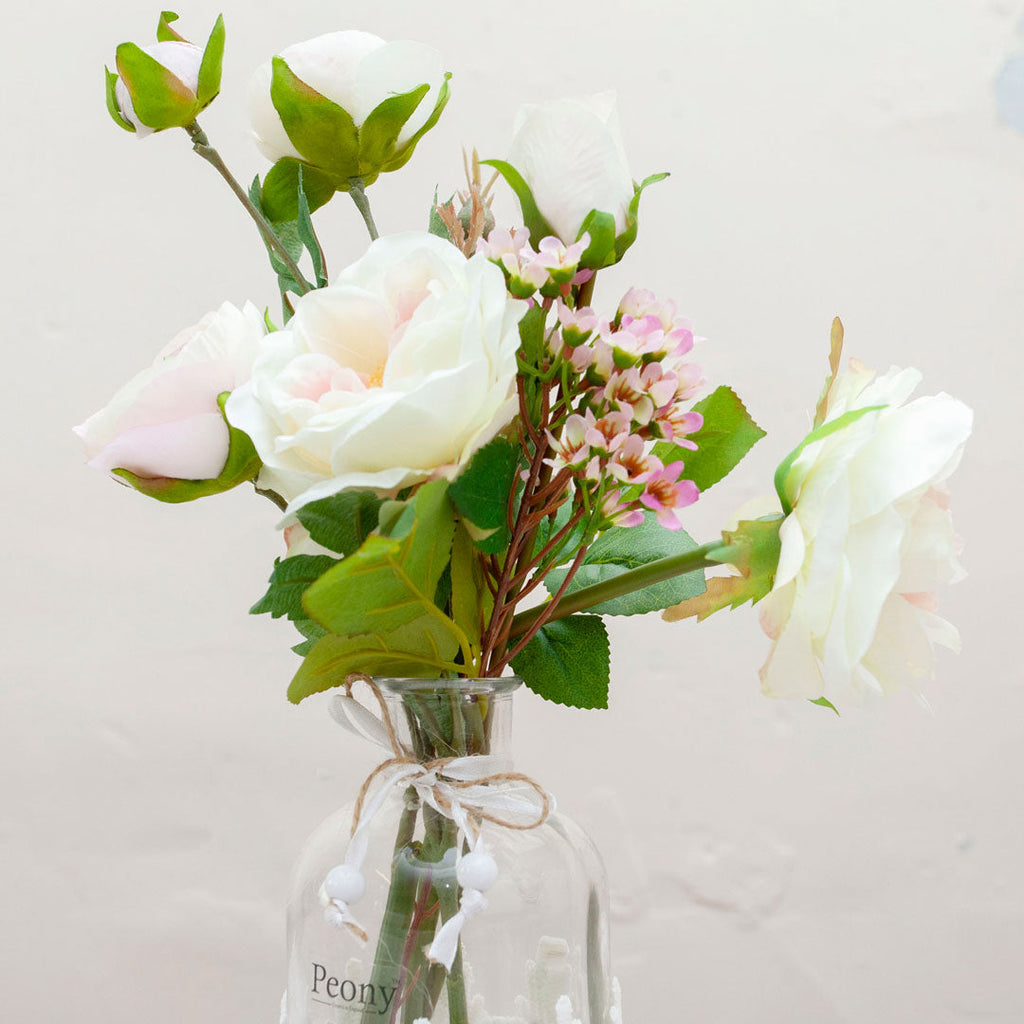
[77,13,973,1024]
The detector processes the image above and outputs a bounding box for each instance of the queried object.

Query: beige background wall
[3,1,1022,1021]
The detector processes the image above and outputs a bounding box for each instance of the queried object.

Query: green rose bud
[105,10,225,135]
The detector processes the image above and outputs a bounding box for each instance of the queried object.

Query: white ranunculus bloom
[75,302,266,480]
[508,92,635,244]
[759,359,972,704]
[226,233,528,514]
[248,30,445,165]
[114,40,203,137]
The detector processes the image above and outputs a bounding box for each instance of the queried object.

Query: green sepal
[576,208,618,270]
[156,11,185,41]
[543,515,707,616]
[482,158,556,246]
[511,615,610,710]
[358,83,430,173]
[196,13,226,108]
[448,437,521,554]
[105,66,135,132]
[613,172,668,263]
[271,56,360,179]
[115,41,198,130]
[774,405,885,515]
[111,392,260,503]
[261,158,338,223]
[250,554,341,621]
[653,385,765,494]
[381,72,453,173]
[295,490,383,557]
[810,697,840,715]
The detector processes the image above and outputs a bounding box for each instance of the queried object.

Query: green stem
[349,177,380,240]
[183,121,312,294]
[507,540,740,638]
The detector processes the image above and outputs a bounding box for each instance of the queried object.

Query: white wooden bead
[456,850,498,891]
[324,864,366,904]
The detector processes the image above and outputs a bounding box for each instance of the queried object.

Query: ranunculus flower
[758,360,973,704]
[489,93,664,268]
[106,13,225,136]
[75,301,266,489]
[225,233,528,513]
[247,30,450,217]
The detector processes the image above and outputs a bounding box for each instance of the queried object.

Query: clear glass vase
[285,677,618,1024]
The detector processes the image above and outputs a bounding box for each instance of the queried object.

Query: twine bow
[321,674,552,969]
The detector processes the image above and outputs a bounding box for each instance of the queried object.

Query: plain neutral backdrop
[3,1,1023,1021]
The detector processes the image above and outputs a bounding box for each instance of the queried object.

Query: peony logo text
[310,964,398,1016]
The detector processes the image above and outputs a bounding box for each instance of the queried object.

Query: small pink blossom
[534,233,590,284]
[547,412,593,471]
[606,433,656,483]
[639,460,699,529]
[584,410,632,453]
[600,488,645,528]
[659,405,704,447]
[556,301,600,346]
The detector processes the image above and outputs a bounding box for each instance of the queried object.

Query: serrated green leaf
[248,175,311,315]
[196,13,225,108]
[115,41,197,130]
[511,615,610,709]
[271,56,360,178]
[383,73,452,173]
[295,166,328,287]
[654,385,765,494]
[261,158,338,223]
[288,624,462,703]
[359,83,430,172]
[105,66,135,132]
[543,514,706,615]
[156,11,184,41]
[448,437,521,553]
[302,481,463,659]
[482,158,555,246]
[111,392,260,502]
[295,490,383,556]
[250,554,341,620]
[576,208,618,269]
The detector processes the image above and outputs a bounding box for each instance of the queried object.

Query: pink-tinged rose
[759,360,973,704]
[226,233,528,514]
[507,93,634,245]
[75,301,266,481]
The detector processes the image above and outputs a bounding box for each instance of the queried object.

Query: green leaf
[105,66,135,132]
[248,175,311,315]
[295,166,328,288]
[156,11,184,41]
[383,73,453,173]
[576,208,618,270]
[295,490,383,556]
[810,697,840,715]
[482,158,555,246]
[196,13,226,108]
[115,42,197,130]
[614,172,669,262]
[271,56,360,177]
[111,392,260,502]
[250,554,341,621]
[261,157,338,223]
[517,303,549,367]
[654,385,766,494]
[511,615,610,709]
[450,522,491,661]
[288,624,461,703]
[448,437,521,553]
[359,83,430,172]
[302,481,461,650]
[774,405,885,515]
[543,514,706,616]
[429,188,453,241]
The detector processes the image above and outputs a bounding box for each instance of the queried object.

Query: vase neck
[378,677,520,763]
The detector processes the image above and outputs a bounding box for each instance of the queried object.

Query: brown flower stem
[576,270,597,309]
[183,122,312,294]
[349,177,380,241]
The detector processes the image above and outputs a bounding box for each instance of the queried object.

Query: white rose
[226,233,528,513]
[75,301,266,481]
[507,92,635,244]
[113,40,203,136]
[248,30,446,165]
[759,359,972,704]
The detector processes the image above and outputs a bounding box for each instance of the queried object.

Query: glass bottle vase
[285,677,618,1024]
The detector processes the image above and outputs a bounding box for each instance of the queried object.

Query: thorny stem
[183,122,312,294]
[349,176,380,240]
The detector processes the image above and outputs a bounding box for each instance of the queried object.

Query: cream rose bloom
[759,360,972,704]
[75,301,266,480]
[225,233,527,513]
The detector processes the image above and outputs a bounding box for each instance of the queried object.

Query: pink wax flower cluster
[546,286,705,530]
[477,228,590,299]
